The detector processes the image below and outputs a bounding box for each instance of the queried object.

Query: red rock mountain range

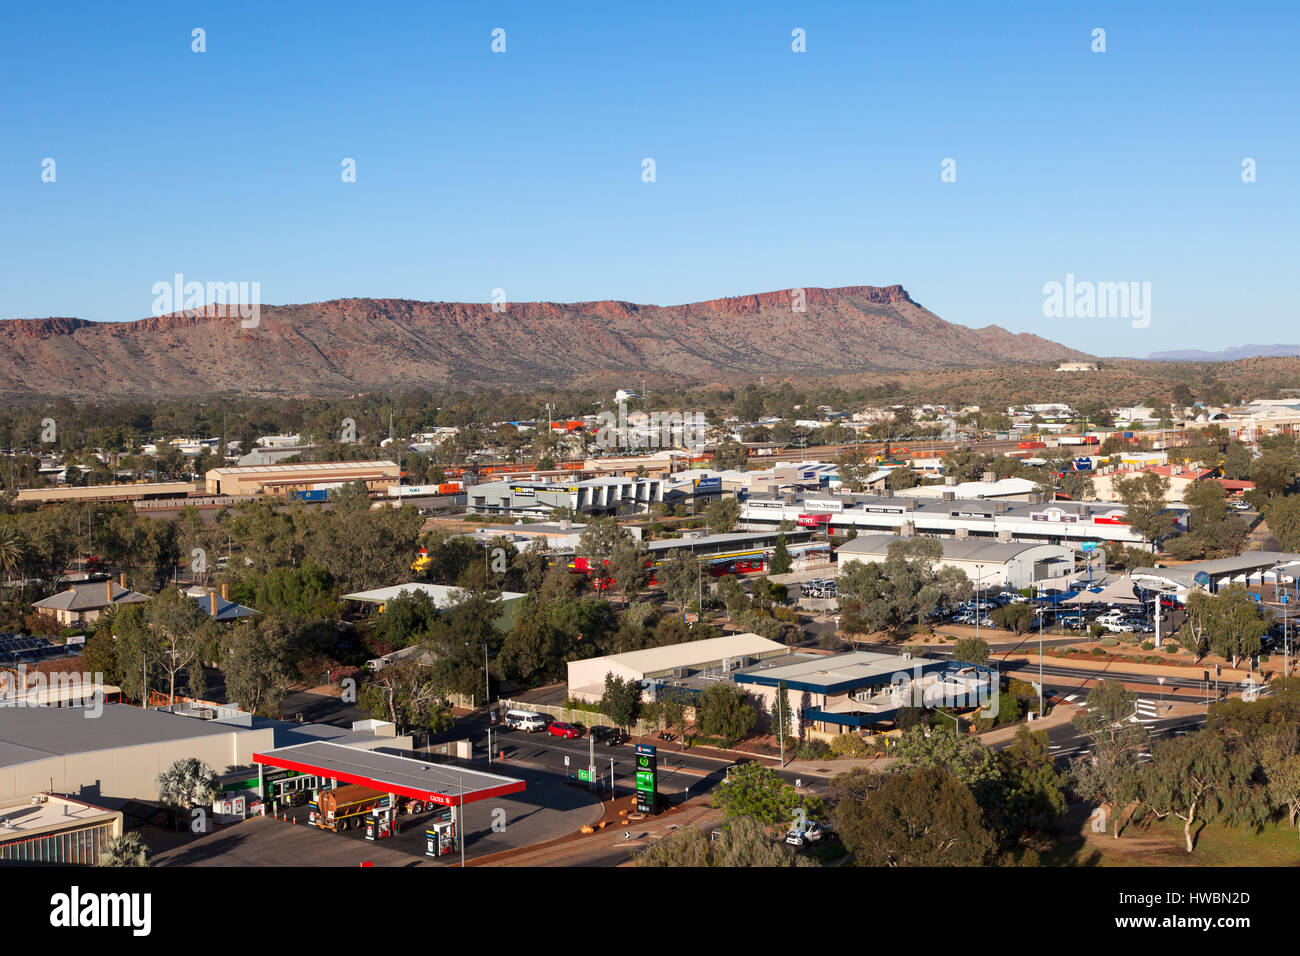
[0,286,1088,399]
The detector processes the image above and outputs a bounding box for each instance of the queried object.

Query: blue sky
[2,1,1296,357]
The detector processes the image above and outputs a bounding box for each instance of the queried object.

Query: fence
[496,698,664,737]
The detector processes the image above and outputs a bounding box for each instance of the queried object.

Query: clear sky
[2,1,1296,357]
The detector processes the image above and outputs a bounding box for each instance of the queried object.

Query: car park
[548,721,582,739]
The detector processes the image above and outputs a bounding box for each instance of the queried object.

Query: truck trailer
[308,784,427,831]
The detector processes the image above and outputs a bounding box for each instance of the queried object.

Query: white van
[504,709,548,732]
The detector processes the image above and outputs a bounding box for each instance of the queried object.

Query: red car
[548,721,581,739]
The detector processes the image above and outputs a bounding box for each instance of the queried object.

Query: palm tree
[156,757,218,811]
[98,832,149,867]
[0,523,24,594]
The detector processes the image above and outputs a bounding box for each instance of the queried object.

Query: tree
[891,726,1002,805]
[147,587,218,708]
[0,522,24,590]
[1138,729,1260,853]
[711,440,748,471]
[577,516,629,574]
[221,616,291,718]
[157,757,218,811]
[636,814,812,867]
[714,761,823,826]
[1113,472,1174,545]
[1265,495,1300,552]
[704,497,740,536]
[357,656,455,734]
[600,673,642,731]
[769,533,792,575]
[990,602,1036,635]
[833,767,995,866]
[608,537,650,607]
[657,550,700,610]
[98,833,150,867]
[771,681,795,750]
[1068,680,1149,838]
[254,559,337,616]
[952,636,990,666]
[79,624,121,687]
[372,588,441,652]
[661,686,689,738]
[995,727,1067,835]
[697,683,757,747]
[1259,724,1300,833]
[1185,586,1269,668]
[837,537,970,638]
[836,447,877,492]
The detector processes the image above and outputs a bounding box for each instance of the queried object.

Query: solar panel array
[0,633,67,664]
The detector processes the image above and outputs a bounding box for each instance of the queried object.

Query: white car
[785,821,828,846]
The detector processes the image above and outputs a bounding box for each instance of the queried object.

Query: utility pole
[777,685,786,767]
[1038,606,1044,718]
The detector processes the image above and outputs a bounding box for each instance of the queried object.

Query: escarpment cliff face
[0,286,1088,399]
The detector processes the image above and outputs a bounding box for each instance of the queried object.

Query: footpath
[468,796,726,867]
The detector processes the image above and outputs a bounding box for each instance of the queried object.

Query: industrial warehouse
[466,476,665,516]
[740,491,1145,548]
[835,535,1078,591]
[204,460,402,497]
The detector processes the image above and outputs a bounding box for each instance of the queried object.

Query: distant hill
[1146,344,1300,362]
[0,286,1090,399]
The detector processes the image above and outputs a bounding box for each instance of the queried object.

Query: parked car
[548,721,581,739]
[785,820,830,846]
[588,725,627,746]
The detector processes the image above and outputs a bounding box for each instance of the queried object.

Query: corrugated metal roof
[587,633,786,675]
[0,704,247,769]
[836,534,1050,562]
[207,460,397,476]
[252,741,524,805]
[341,582,526,606]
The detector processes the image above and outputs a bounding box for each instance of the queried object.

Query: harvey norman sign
[802,498,843,513]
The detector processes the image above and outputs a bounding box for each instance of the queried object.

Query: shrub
[1140,641,1155,651]
[1099,637,1119,647]
[1164,644,1179,654]
[1006,678,1036,698]
[796,739,833,761]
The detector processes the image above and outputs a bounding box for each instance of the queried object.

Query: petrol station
[252,741,525,860]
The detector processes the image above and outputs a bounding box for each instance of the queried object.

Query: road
[862,639,1224,696]
[1036,703,1207,764]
